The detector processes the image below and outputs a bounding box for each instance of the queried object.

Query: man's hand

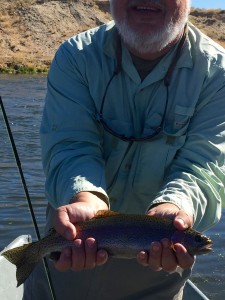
[52,192,109,272]
[137,203,194,272]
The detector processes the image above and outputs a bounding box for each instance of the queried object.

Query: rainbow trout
[1,210,212,287]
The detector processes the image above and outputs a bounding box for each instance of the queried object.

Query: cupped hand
[137,203,195,272]
[52,192,109,272]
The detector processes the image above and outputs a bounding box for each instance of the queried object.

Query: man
[24,0,225,299]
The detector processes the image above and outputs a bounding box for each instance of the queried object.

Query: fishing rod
[0,96,57,300]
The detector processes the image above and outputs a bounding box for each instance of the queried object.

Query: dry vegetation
[190,8,225,47]
[0,0,225,73]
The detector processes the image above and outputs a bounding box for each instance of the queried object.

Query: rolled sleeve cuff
[65,175,110,207]
[147,193,195,220]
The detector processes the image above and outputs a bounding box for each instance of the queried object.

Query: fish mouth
[198,240,213,254]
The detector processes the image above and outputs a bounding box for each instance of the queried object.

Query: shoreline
[0,65,49,74]
[0,60,51,74]
[1,2,225,74]
[0,66,49,74]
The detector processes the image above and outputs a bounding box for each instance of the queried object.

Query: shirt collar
[103,21,193,84]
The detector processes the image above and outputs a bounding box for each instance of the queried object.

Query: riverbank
[0,0,111,73]
[0,1,225,73]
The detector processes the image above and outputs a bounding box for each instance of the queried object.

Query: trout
[1,210,212,287]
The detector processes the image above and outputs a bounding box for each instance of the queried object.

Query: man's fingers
[174,243,195,269]
[51,200,109,273]
[148,242,163,271]
[148,204,194,231]
[161,239,178,272]
[55,238,108,272]
[84,238,97,269]
[53,206,77,240]
[96,249,108,266]
[174,210,193,230]
[137,251,149,267]
[54,247,72,272]
[71,239,85,272]
[137,243,163,271]
[137,239,195,272]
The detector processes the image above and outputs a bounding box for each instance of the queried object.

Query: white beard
[110,1,190,55]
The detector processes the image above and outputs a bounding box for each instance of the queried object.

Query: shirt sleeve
[151,81,225,231]
[40,42,109,208]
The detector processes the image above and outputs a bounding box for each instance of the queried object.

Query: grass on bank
[0,67,48,74]
[0,62,49,74]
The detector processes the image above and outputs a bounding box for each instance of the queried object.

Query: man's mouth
[128,0,164,11]
[135,6,162,12]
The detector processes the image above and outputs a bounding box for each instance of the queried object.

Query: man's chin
[116,19,185,56]
[118,28,170,54]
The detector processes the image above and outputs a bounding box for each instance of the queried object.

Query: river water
[0,74,224,299]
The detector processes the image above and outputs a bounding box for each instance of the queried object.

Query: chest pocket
[163,105,195,137]
[163,105,195,170]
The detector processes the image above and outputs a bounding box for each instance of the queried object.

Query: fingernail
[86,238,95,248]
[99,250,106,259]
[138,251,147,260]
[174,244,187,254]
[152,243,160,252]
[177,218,188,229]
[74,239,82,248]
[162,239,169,248]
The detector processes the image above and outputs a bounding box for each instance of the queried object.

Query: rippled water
[0,74,47,243]
[0,74,224,299]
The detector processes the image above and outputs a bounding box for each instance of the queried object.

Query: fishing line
[0,96,57,300]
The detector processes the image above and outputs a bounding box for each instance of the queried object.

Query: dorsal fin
[93,210,121,219]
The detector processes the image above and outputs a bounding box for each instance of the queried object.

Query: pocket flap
[174,105,195,116]
[163,105,195,137]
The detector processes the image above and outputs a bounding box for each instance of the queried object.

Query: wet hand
[137,203,195,272]
[52,192,109,272]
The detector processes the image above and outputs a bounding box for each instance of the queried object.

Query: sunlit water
[0,74,224,299]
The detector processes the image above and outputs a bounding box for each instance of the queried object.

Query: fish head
[171,229,213,256]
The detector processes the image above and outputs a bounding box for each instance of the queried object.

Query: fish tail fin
[2,243,39,287]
